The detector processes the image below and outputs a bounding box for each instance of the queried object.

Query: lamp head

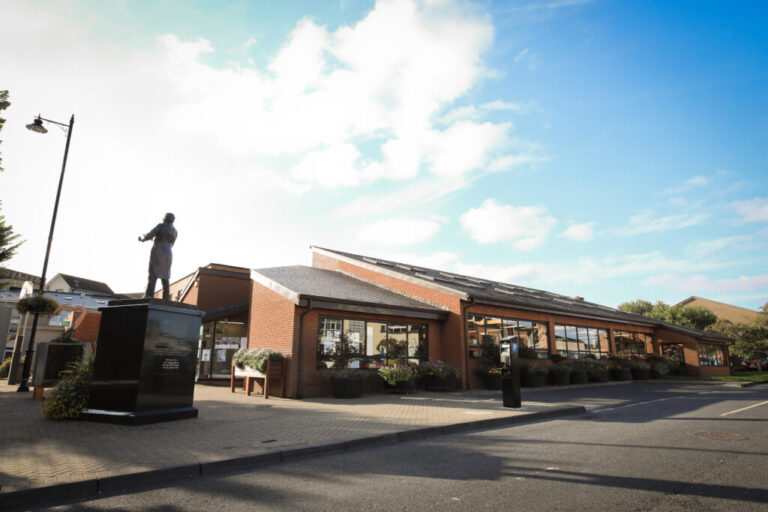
[26,116,48,134]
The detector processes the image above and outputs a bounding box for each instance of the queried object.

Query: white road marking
[593,395,688,413]
[719,400,768,417]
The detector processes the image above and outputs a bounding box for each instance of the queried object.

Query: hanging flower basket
[16,295,59,315]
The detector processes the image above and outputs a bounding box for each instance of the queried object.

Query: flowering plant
[416,360,458,379]
[378,365,414,386]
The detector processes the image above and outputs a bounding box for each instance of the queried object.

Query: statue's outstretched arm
[138,224,161,242]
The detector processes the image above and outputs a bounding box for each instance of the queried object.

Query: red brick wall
[73,312,101,344]
[195,273,251,313]
[248,281,298,396]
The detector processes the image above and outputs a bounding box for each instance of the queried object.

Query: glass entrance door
[197,316,247,380]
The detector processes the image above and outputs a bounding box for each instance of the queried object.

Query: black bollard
[502,341,521,408]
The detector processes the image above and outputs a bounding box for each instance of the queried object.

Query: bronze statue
[139,213,177,300]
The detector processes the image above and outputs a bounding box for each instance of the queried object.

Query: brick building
[247,246,732,397]
[160,264,252,380]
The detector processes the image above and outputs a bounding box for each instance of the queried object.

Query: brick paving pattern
[0,382,566,494]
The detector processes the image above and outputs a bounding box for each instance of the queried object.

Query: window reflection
[318,316,428,369]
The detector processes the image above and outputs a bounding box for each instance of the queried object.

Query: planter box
[423,375,457,391]
[611,367,633,381]
[331,377,363,398]
[570,370,588,385]
[631,367,652,380]
[386,377,416,394]
[523,372,547,387]
[231,359,287,398]
[483,373,503,390]
[550,371,571,386]
[588,371,610,383]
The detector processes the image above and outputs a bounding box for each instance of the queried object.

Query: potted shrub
[549,364,571,386]
[327,333,365,398]
[645,355,672,378]
[233,347,284,373]
[43,356,93,420]
[569,360,589,385]
[417,360,458,391]
[586,360,610,383]
[378,365,416,393]
[630,359,652,380]
[483,367,503,390]
[609,356,633,381]
[329,368,365,398]
[522,365,548,387]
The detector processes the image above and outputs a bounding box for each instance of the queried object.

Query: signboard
[201,349,211,362]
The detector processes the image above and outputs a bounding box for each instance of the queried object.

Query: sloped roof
[311,247,730,342]
[252,266,446,317]
[49,273,116,296]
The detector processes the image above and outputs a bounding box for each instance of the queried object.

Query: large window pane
[484,317,502,345]
[598,329,610,353]
[366,321,387,368]
[502,318,518,340]
[535,322,549,353]
[408,324,427,364]
[467,314,483,346]
[518,321,534,349]
[555,325,567,353]
[577,327,589,353]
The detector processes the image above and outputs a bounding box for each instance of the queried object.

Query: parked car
[740,359,768,371]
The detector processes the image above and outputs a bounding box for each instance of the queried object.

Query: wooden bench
[230,359,287,398]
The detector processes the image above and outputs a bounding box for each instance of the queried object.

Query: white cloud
[686,235,752,257]
[733,197,768,222]
[618,210,708,235]
[514,48,529,63]
[460,199,556,249]
[561,222,594,242]
[663,174,711,195]
[426,121,511,177]
[290,144,362,188]
[643,273,768,293]
[357,218,443,246]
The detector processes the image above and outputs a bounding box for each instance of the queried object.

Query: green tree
[619,299,717,330]
[618,299,670,321]
[668,305,718,331]
[0,89,9,173]
[0,202,22,267]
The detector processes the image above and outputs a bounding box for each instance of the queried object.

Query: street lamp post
[16,114,75,393]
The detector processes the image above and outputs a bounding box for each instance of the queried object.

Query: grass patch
[658,372,768,383]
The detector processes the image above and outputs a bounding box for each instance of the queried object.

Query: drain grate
[695,432,749,441]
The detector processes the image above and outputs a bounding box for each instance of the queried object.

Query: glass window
[598,329,610,353]
[535,322,549,353]
[555,325,567,354]
[484,317,503,345]
[587,328,599,353]
[698,343,726,367]
[467,314,483,346]
[502,318,518,340]
[319,316,428,368]
[565,325,578,357]
[518,321,534,349]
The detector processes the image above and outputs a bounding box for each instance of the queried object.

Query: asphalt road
[34,383,768,511]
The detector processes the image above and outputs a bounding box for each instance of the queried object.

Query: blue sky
[1,0,766,310]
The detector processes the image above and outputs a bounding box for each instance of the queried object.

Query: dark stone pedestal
[81,298,203,425]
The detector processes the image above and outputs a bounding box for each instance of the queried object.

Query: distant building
[675,296,761,325]
[0,269,40,290]
[45,273,118,297]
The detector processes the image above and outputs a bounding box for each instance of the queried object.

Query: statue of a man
[139,213,177,300]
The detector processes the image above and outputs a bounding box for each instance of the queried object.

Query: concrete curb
[0,405,585,510]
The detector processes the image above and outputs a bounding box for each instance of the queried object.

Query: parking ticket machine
[500,340,521,408]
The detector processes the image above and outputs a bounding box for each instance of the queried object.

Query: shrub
[326,368,365,381]
[232,348,285,373]
[416,360,458,380]
[42,356,93,420]
[518,345,539,360]
[378,365,415,386]
[0,357,11,379]
[549,365,571,376]
[16,295,59,315]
